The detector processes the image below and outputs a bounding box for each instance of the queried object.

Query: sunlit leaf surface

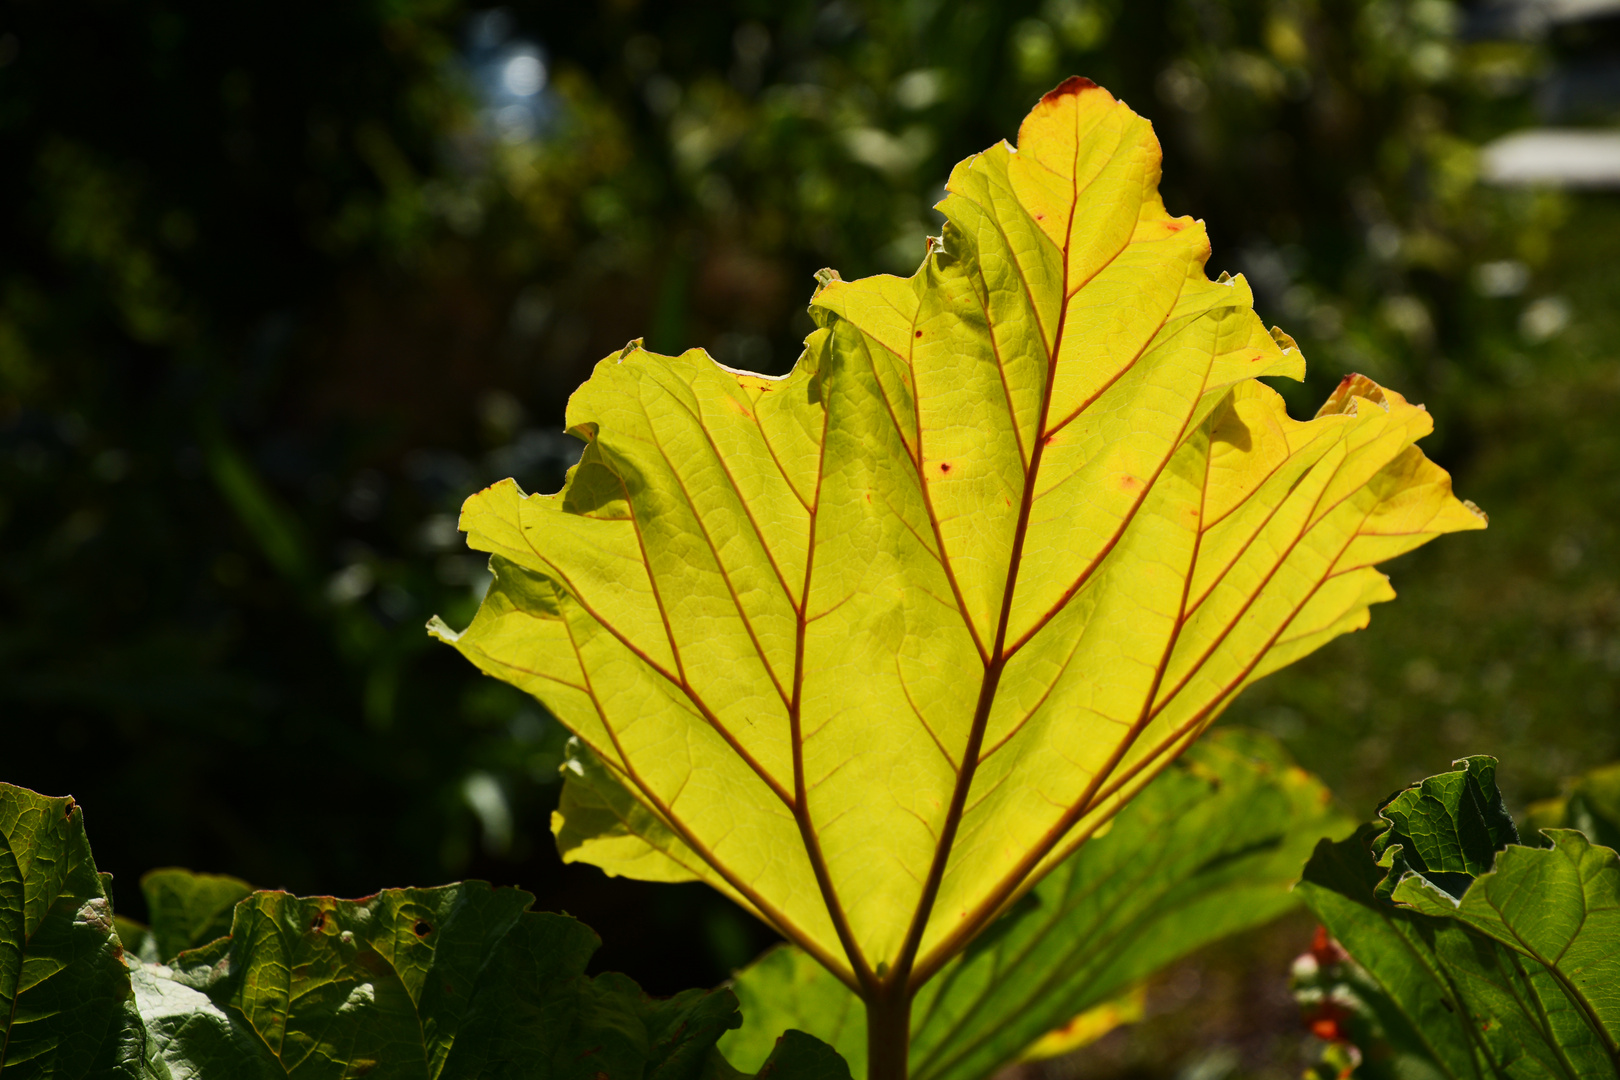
[718,729,1350,1080]
[432,78,1484,989]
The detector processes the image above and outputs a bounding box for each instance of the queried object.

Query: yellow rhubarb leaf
[429,77,1484,997]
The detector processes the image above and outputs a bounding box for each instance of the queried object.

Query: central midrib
[881,125,1092,996]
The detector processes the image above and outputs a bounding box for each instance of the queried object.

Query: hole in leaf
[414,920,433,937]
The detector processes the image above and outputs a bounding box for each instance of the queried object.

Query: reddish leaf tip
[1042,76,1099,103]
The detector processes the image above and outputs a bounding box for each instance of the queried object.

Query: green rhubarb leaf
[0,783,139,1079]
[720,729,1351,1080]
[430,77,1484,992]
[126,880,814,1080]
[1372,755,1518,901]
[1299,765,1620,1079]
[1394,832,1619,1066]
[0,780,852,1079]
[137,868,253,962]
[1298,829,1497,1079]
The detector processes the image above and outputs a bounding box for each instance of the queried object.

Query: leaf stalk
[866,983,913,1080]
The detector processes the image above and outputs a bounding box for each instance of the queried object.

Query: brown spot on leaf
[915,330,923,338]
[1042,75,1099,103]
[939,462,952,474]
[1118,473,1141,491]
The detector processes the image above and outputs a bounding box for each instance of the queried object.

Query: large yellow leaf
[429,78,1483,998]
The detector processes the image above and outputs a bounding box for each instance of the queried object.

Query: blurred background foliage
[2,0,1618,1075]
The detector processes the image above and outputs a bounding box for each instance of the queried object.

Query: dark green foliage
[1371,756,1519,900]
[0,781,850,1080]
[0,789,134,1078]
[1298,759,1620,1079]
[132,868,253,962]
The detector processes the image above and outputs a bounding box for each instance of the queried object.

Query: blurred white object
[1472,260,1530,297]
[1520,297,1572,343]
[1481,129,1620,188]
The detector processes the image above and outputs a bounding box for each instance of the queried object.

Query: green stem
[866,984,912,1080]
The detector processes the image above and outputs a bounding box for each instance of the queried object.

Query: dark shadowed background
[3,0,1618,1076]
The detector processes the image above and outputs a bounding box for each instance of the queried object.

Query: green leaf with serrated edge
[429,77,1484,1000]
[0,783,140,1079]
[720,729,1350,1080]
[1301,796,1620,1080]
[1372,756,1518,901]
[125,877,850,1080]
[1394,831,1620,1069]
[119,880,723,1079]
[137,868,253,962]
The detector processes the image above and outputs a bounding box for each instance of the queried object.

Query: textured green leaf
[720,729,1350,1080]
[430,78,1483,998]
[0,783,139,1079]
[124,880,788,1080]
[135,868,253,962]
[1299,765,1620,1079]
[1298,830,1501,1079]
[0,780,852,1079]
[1395,832,1619,1066]
[1372,755,1518,901]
